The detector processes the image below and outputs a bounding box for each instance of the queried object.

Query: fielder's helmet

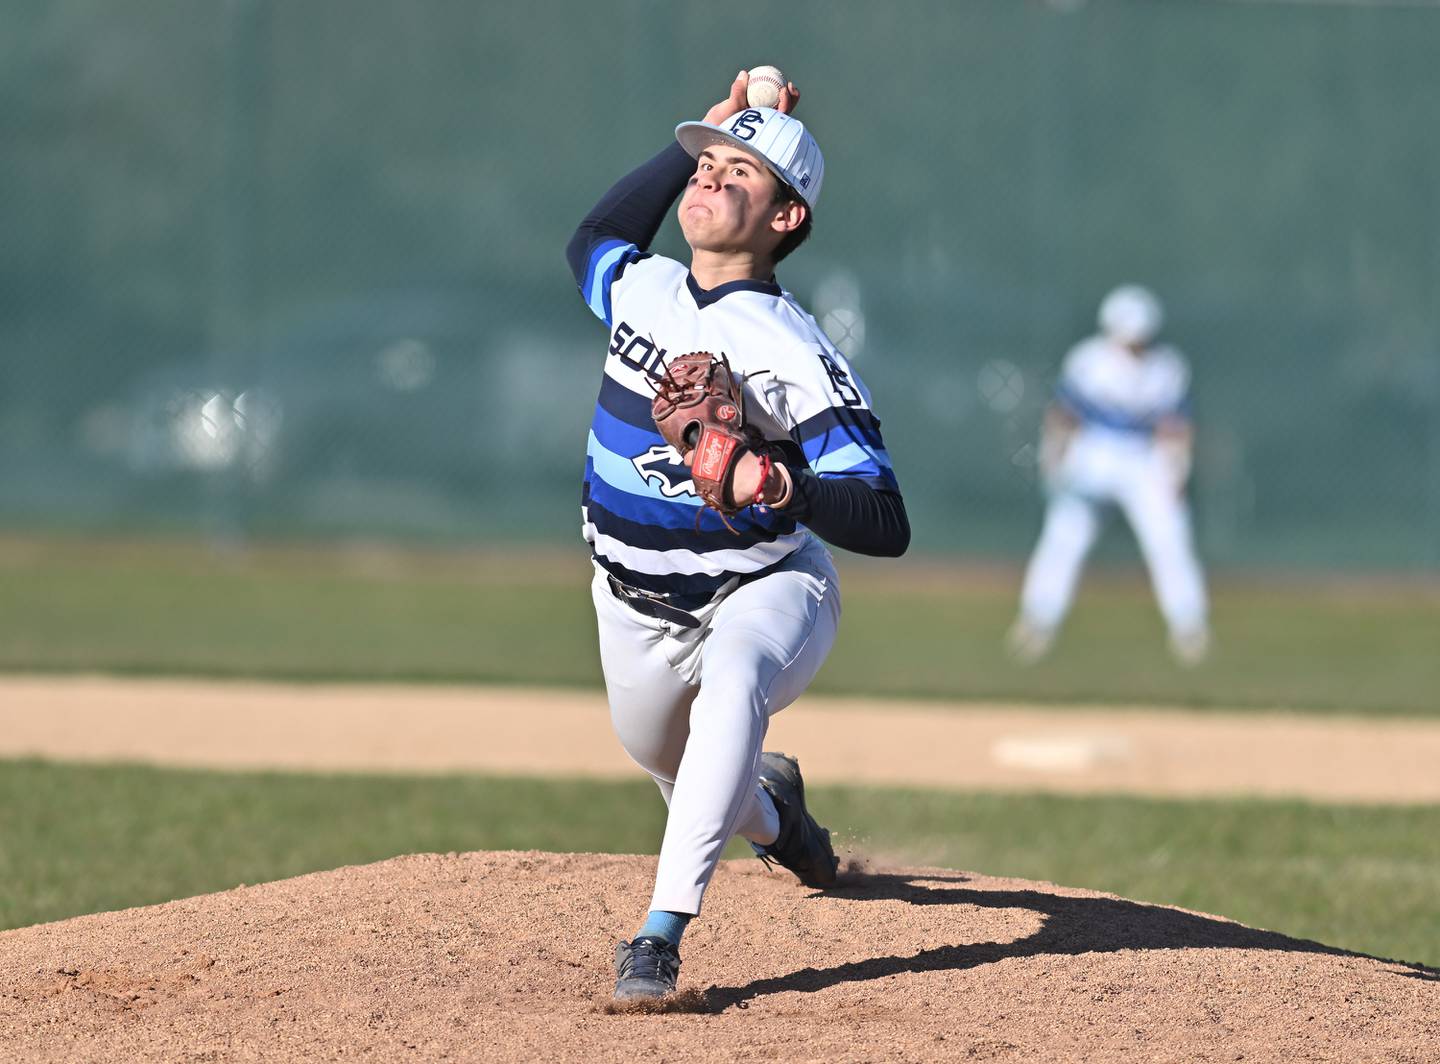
[1098,285,1164,346]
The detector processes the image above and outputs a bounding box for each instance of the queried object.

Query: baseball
[746,65,786,109]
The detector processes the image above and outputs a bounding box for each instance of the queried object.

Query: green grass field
[2,537,1434,969]
[1,760,1435,968]
[1,536,1435,712]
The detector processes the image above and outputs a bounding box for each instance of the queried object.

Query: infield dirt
[5,675,1440,803]
[2,851,1435,1063]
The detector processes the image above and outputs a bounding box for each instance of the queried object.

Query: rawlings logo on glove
[650,351,790,531]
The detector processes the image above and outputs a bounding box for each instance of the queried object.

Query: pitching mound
[1,852,1434,1062]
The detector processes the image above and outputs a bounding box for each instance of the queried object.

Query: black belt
[601,553,794,630]
[606,575,703,629]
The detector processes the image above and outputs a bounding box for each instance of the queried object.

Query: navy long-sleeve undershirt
[566,143,694,287]
[784,470,910,558]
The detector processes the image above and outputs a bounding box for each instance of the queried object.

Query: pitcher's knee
[610,717,686,782]
[690,679,768,736]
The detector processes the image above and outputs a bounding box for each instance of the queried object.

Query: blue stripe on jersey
[1056,383,1180,434]
[811,441,897,482]
[585,493,793,553]
[581,238,622,310]
[598,373,660,430]
[793,406,897,487]
[592,372,900,491]
[584,451,794,537]
[793,405,886,447]
[585,462,704,529]
[591,402,663,458]
[587,432,700,507]
[582,240,639,326]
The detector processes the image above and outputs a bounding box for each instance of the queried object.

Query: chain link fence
[3,0,1437,568]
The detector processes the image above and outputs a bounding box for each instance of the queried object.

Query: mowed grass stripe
[0,538,1436,713]
[1,760,1435,968]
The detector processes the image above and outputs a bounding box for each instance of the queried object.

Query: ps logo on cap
[675,106,827,211]
[728,110,764,141]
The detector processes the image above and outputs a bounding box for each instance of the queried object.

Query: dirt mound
[1,852,1434,1063]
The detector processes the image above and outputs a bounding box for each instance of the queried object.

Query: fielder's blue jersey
[573,242,898,606]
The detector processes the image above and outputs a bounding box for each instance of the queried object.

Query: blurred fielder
[1009,285,1210,666]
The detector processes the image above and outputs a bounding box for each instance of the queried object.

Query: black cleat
[755,751,839,889]
[613,936,681,1000]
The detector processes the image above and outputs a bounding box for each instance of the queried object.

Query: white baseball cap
[675,107,825,211]
[1099,285,1164,345]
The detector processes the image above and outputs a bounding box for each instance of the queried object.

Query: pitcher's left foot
[613,936,681,1000]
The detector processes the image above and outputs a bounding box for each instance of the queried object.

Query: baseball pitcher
[565,71,909,1000]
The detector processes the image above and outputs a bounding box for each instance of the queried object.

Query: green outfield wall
[4,0,1438,568]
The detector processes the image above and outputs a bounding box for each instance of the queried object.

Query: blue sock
[636,909,691,946]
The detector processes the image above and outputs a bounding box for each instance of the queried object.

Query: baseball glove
[651,351,788,530]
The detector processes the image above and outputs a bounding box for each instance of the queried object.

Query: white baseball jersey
[577,240,898,607]
[1055,336,1191,440]
[1050,335,1193,501]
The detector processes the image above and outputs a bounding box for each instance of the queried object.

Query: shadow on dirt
[698,871,1436,1012]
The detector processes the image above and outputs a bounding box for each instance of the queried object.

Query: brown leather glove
[651,352,788,527]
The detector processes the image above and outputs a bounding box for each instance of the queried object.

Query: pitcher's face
[678,147,791,257]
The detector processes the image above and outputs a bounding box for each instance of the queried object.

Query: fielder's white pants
[1020,434,1208,636]
[590,535,840,916]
